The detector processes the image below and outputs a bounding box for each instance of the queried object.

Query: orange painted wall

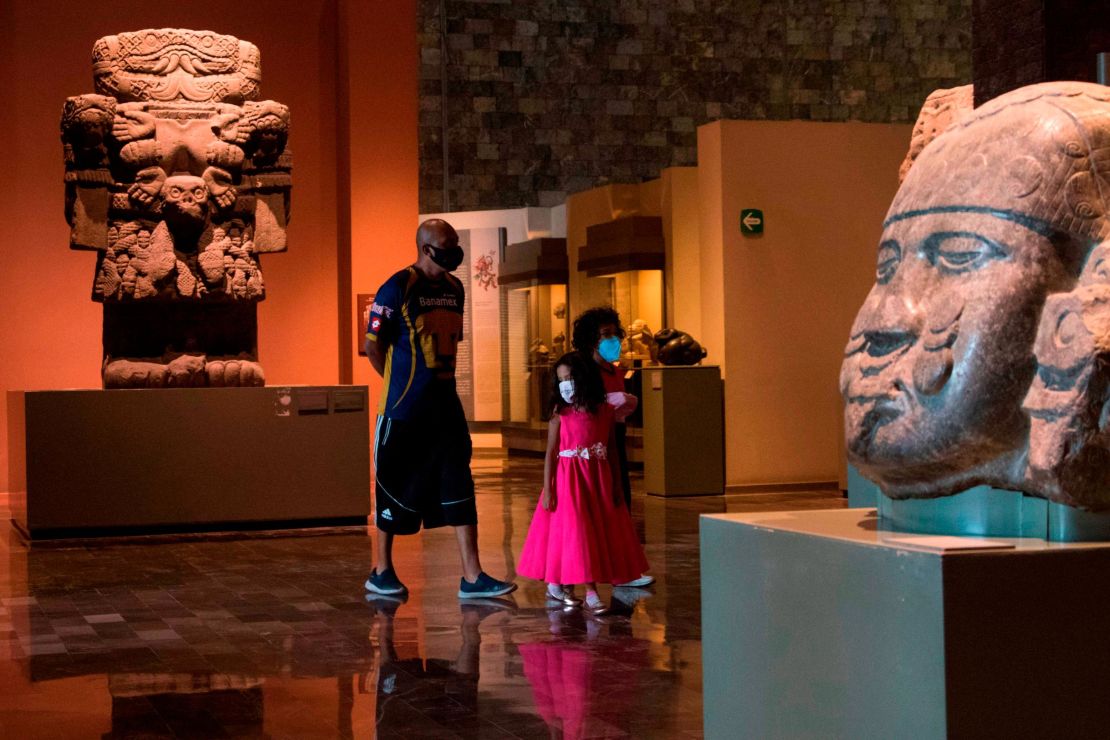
[0,1,418,487]
[342,0,421,400]
[698,119,911,486]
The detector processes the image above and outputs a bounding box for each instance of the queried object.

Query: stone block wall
[971,0,1043,106]
[973,0,1110,107]
[419,0,972,212]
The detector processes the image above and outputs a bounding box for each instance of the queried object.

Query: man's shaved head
[417,219,459,251]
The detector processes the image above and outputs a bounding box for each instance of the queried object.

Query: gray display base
[642,365,723,496]
[7,387,370,539]
[701,508,1110,739]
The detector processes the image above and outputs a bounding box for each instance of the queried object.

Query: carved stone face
[842,206,1071,492]
[161,175,209,226]
[840,83,1110,497]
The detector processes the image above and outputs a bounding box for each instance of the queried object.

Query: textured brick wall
[971,0,1043,106]
[972,0,1110,107]
[419,0,972,212]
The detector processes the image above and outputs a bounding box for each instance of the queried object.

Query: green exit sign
[740,208,764,236]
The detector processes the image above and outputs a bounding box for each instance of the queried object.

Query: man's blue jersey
[367,266,465,419]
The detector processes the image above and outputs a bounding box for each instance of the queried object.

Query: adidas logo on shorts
[381,508,393,521]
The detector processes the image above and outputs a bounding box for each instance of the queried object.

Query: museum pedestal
[7,387,370,539]
[642,365,723,496]
[701,508,1110,739]
[847,463,1110,541]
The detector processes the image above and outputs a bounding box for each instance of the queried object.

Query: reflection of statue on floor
[62,29,291,388]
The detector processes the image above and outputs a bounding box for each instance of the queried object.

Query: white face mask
[559,380,576,403]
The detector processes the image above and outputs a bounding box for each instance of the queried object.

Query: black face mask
[425,244,464,271]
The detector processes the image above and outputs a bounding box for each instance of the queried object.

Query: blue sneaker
[457,572,517,599]
[364,568,407,596]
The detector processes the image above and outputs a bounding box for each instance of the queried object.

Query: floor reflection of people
[520,608,644,740]
[367,595,513,733]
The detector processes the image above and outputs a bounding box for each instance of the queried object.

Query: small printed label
[273,387,292,417]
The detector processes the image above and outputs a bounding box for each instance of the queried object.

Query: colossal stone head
[842,82,1110,509]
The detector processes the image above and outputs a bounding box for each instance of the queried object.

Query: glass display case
[504,283,568,424]
[499,237,569,452]
[581,268,664,365]
[579,216,668,444]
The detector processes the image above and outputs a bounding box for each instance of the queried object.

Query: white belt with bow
[558,443,608,460]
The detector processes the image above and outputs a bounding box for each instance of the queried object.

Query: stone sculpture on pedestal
[61,29,291,388]
[653,328,706,366]
[624,319,655,362]
[842,81,1110,511]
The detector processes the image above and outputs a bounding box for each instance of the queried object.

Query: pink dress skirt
[517,405,649,585]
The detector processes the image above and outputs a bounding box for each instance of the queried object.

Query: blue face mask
[598,336,623,363]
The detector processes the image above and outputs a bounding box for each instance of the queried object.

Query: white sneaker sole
[458,582,517,599]
[364,578,406,596]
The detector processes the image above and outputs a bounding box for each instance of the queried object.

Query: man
[571,306,654,589]
[363,219,516,599]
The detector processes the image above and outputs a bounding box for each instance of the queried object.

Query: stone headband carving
[842,81,1110,511]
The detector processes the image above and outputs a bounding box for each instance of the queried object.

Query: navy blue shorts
[373,389,477,535]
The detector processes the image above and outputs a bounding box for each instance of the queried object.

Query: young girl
[517,352,650,615]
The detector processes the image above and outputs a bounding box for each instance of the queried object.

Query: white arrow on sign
[742,213,762,229]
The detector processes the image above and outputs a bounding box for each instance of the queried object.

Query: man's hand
[541,485,556,512]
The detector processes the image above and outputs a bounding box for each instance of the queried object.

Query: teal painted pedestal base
[846,464,1110,541]
[700,509,1110,739]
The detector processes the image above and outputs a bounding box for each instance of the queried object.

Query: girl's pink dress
[517,405,649,585]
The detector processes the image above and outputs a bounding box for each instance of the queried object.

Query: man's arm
[364,276,401,378]
[365,336,387,377]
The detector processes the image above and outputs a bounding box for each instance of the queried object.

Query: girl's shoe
[546,583,581,607]
[584,592,608,616]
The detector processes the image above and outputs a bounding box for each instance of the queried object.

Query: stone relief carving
[897,84,974,183]
[842,81,1110,510]
[62,29,291,388]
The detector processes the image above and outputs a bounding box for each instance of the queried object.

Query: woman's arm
[541,414,561,511]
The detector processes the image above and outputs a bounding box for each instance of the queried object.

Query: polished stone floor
[0,451,844,739]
